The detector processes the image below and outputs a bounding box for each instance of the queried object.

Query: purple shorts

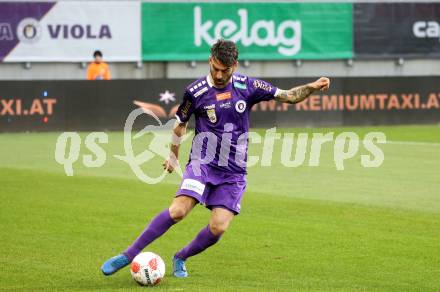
[175,162,246,214]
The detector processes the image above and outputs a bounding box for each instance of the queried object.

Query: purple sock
[124,208,175,261]
[175,225,221,260]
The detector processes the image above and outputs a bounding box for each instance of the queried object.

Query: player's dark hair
[210,39,238,67]
[93,50,103,58]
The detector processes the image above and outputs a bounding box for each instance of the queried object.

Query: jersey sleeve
[175,89,196,123]
[247,77,278,106]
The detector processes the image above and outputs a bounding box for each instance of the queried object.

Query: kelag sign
[3,2,440,61]
[1,77,439,132]
[142,3,353,60]
[0,1,140,62]
[354,3,440,57]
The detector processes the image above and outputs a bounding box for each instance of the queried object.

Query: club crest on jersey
[207,108,217,123]
[216,92,232,101]
[235,100,246,113]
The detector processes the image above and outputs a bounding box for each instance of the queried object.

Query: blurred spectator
[87,50,111,80]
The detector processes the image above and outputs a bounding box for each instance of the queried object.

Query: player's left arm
[274,77,330,104]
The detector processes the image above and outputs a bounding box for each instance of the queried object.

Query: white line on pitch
[385,140,440,147]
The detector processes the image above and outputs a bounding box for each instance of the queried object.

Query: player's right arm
[163,88,195,173]
[163,120,187,173]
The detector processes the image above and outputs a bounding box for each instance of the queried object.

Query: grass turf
[1,125,440,291]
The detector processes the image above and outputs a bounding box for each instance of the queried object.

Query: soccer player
[101,39,330,278]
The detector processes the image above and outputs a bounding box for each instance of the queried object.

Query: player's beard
[211,72,232,88]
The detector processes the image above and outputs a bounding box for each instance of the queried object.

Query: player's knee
[168,205,188,222]
[169,196,196,222]
[209,221,229,236]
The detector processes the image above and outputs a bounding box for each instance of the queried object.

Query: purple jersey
[175,73,278,174]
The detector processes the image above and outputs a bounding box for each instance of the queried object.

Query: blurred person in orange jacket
[87,50,110,80]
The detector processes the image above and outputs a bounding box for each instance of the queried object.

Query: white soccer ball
[130,252,165,286]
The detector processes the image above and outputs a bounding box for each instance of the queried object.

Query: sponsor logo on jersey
[216,92,232,101]
[235,100,246,113]
[180,100,192,119]
[204,104,215,110]
[253,80,272,92]
[220,101,232,109]
[207,108,217,123]
[194,86,208,97]
[234,82,247,90]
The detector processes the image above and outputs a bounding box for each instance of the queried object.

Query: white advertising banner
[1,1,140,62]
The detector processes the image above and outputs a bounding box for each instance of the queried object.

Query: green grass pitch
[1,125,440,291]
